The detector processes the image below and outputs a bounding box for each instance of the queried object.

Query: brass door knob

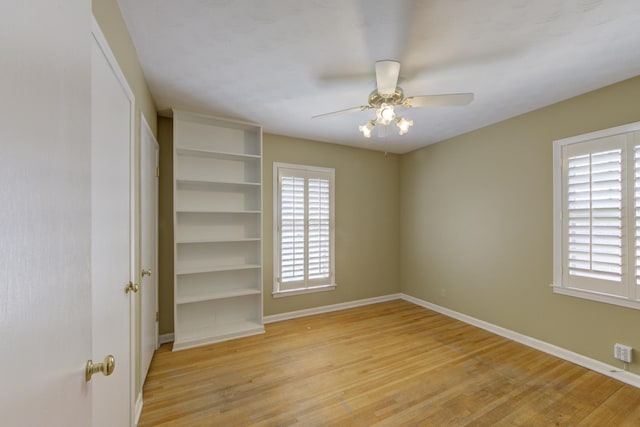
[141,269,152,277]
[125,281,139,294]
[85,355,115,381]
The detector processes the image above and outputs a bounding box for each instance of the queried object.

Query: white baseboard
[158,333,174,345]
[263,293,402,324]
[134,392,143,426]
[400,293,640,389]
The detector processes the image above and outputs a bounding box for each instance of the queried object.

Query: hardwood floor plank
[138,300,640,426]
[579,383,640,426]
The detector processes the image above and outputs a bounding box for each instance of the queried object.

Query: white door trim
[91,16,137,427]
[141,113,159,350]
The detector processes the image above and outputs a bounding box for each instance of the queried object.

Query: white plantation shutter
[275,163,335,294]
[554,125,640,309]
[307,178,331,281]
[280,176,305,284]
[566,149,622,283]
[558,131,639,301]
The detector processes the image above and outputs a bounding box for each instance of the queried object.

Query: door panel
[91,25,134,427]
[0,1,92,425]
[141,116,159,383]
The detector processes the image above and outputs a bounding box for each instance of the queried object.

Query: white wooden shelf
[175,209,261,214]
[176,288,261,305]
[173,110,264,351]
[175,178,261,187]
[173,320,265,351]
[176,237,261,244]
[176,147,261,160]
[175,263,261,276]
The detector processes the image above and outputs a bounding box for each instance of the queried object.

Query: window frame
[273,162,336,297]
[552,121,640,310]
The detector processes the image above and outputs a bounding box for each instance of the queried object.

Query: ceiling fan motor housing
[368,87,404,108]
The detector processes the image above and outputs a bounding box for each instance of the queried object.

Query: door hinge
[155,312,159,322]
[155,167,160,177]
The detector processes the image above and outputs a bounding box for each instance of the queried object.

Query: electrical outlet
[614,343,633,363]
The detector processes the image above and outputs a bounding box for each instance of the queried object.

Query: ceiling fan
[313,60,474,137]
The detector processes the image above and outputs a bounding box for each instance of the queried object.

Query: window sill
[551,284,640,310]
[272,284,336,298]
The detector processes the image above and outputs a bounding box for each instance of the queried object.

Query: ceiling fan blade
[404,93,474,108]
[375,60,401,96]
[312,105,371,119]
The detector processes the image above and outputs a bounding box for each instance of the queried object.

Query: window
[552,122,640,309]
[273,163,335,296]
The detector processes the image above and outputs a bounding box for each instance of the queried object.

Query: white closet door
[140,116,159,383]
[90,22,134,427]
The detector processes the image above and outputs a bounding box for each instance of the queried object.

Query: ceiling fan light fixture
[396,117,413,135]
[359,120,376,138]
[376,104,396,125]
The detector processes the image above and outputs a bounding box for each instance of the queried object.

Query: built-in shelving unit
[172,110,264,351]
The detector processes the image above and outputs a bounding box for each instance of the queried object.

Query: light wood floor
[138,300,640,426]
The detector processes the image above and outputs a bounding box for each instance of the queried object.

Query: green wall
[158,117,174,335]
[92,0,156,134]
[400,75,640,374]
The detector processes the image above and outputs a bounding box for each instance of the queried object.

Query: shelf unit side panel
[172,119,181,343]
[257,135,264,323]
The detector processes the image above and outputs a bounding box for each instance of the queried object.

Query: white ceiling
[117,0,640,153]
